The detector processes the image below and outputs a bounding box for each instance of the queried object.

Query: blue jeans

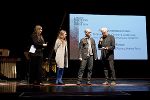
[56,67,64,84]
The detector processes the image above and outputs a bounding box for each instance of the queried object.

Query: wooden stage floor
[0,78,150,99]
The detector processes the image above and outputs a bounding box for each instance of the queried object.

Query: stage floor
[0,78,150,99]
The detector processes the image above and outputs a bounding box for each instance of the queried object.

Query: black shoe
[87,81,92,85]
[34,82,41,85]
[58,82,65,85]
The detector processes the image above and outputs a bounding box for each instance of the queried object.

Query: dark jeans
[102,59,116,81]
[77,56,93,82]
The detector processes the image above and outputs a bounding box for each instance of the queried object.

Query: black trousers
[29,56,43,84]
[102,59,116,81]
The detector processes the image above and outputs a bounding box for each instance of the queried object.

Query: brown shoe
[110,81,116,85]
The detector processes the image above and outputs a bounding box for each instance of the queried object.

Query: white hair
[100,27,108,32]
[85,28,92,33]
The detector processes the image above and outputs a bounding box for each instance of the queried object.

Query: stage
[0,78,150,99]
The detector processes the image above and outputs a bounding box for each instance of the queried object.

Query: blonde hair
[34,25,42,33]
[58,30,67,40]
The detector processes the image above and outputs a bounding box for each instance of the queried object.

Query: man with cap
[77,28,97,85]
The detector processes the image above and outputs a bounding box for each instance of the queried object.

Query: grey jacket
[98,34,115,60]
[79,37,97,60]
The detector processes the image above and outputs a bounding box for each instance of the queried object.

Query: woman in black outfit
[29,25,47,85]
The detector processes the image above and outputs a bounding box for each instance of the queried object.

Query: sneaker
[87,81,92,85]
[110,81,116,85]
[77,81,81,85]
[56,80,59,84]
[102,81,109,85]
[56,80,64,85]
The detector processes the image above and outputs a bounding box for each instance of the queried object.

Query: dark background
[0,0,149,79]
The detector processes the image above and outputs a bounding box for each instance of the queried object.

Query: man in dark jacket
[98,27,116,85]
[77,28,97,85]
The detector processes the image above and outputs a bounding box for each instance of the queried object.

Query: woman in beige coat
[54,30,68,84]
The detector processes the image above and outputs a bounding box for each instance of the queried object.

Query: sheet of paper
[29,45,36,53]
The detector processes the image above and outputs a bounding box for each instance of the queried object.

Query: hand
[105,47,109,50]
[79,58,82,61]
[101,47,105,50]
[43,43,47,47]
[99,38,103,44]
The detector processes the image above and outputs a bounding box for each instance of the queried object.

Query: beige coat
[54,39,68,68]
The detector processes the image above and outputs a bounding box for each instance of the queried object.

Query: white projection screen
[69,14,147,60]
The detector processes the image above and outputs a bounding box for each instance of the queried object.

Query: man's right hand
[43,43,47,47]
[79,58,82,61]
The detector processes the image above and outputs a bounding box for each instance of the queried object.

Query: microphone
[100,37,103,42]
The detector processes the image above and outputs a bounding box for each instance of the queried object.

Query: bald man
[77,28,97,85]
